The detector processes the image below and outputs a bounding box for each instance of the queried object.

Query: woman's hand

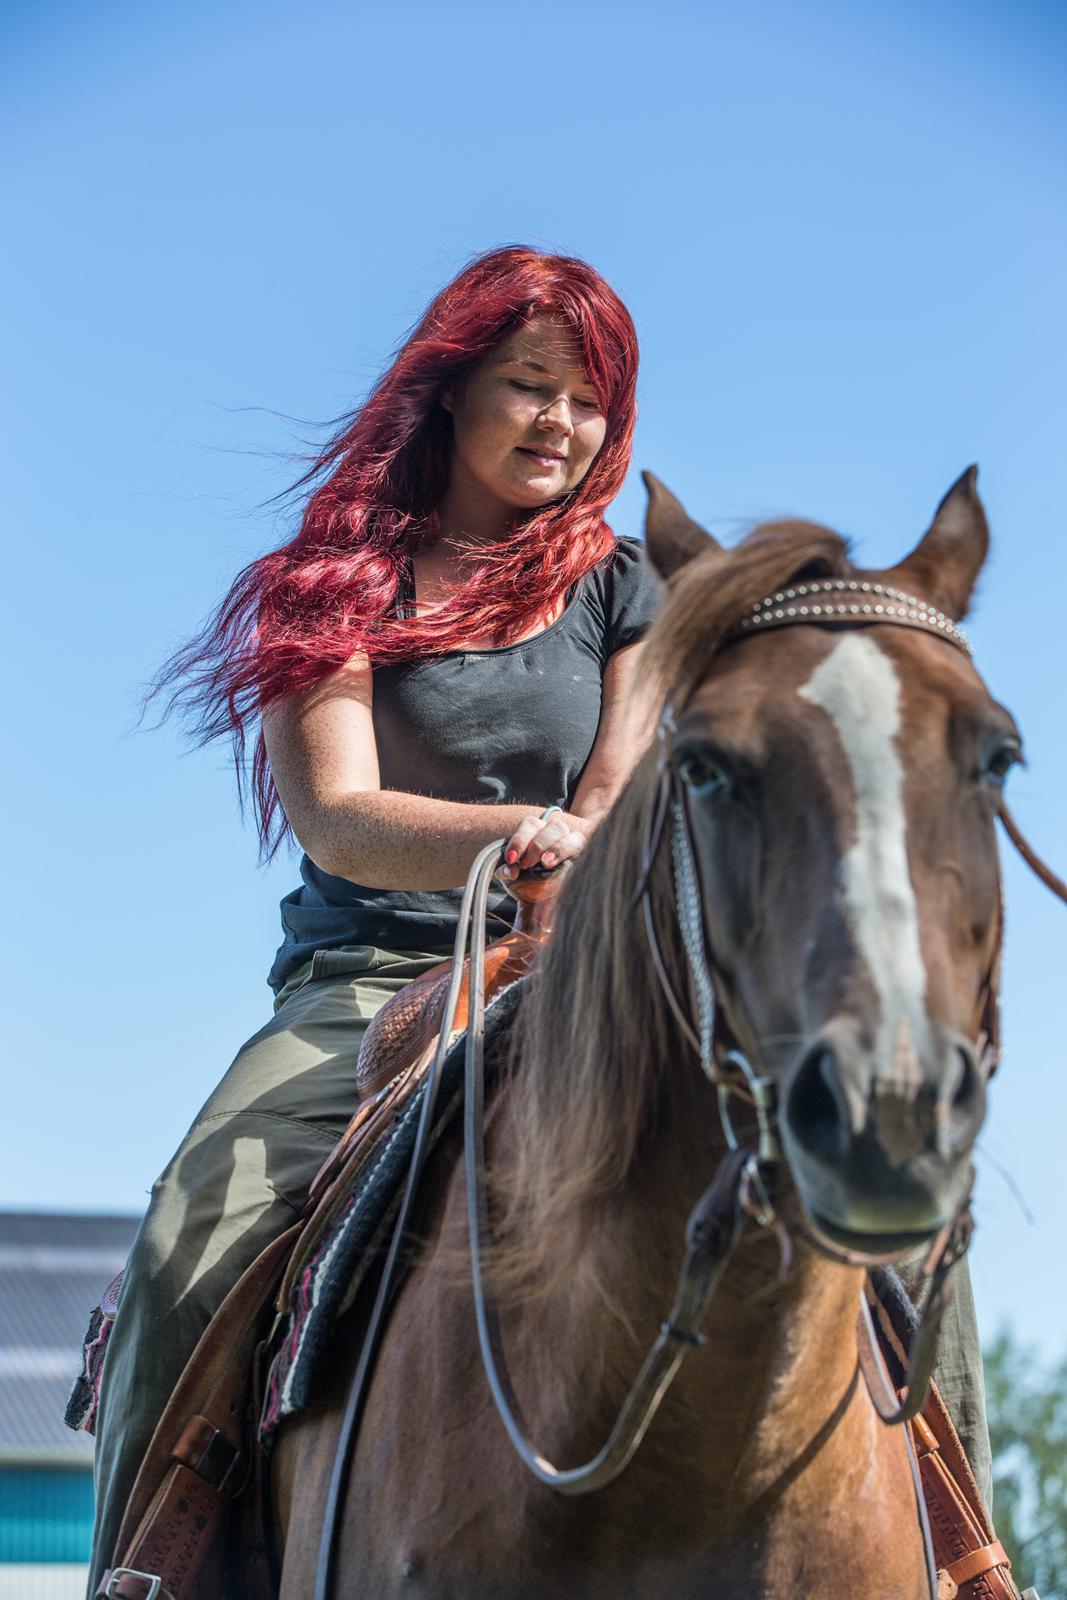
[498,810,595,881]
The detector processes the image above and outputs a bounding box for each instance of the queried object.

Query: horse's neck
[501,817,877,1508]
[515,1067,872,1507]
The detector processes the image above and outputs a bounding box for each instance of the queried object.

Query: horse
[271,467,1018,1599]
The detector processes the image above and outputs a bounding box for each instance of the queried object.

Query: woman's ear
[440,385,454,414]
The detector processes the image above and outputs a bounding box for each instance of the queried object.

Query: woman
[88,245,662,1589]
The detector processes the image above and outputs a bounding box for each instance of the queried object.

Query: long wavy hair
[148,245,639,859]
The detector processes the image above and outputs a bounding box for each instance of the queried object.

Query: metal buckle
[718,1051,782,1164]
[107,1569,162,1599]
[739,1153,777,1228]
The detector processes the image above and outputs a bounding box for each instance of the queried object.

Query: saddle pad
[259,976,526,1442]
[64,1269,125,1435]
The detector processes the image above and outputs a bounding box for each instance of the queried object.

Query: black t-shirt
[267,537,663,993]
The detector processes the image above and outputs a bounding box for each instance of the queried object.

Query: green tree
[984,1328,1067,1599]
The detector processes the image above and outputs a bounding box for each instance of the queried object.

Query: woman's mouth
[517,447,565,469]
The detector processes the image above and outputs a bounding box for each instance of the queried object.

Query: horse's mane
[495,518,855,1301]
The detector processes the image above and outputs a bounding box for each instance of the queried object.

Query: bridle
[315,578,1064,1600]
[629,580,1021,1432]
[623,576,1063,1444]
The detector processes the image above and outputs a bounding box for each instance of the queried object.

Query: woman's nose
[537,397,574,434]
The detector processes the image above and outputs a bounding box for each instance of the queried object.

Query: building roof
[0,1211,141,1464]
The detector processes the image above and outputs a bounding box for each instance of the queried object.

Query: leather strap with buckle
[103,1567,167,1599]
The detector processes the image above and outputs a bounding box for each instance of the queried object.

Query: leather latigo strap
[946,1541,1011,1587]
[910,1398,1019,1600]
[863,1290,1020,1599]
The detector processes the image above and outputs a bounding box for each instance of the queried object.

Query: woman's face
[442,314,609,517]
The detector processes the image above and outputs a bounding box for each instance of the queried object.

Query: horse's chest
[344,1466,929,1600]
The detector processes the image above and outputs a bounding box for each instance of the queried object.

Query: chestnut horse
[273,468,1017,1599]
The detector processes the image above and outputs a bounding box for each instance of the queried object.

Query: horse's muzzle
[779,1019,985,1252]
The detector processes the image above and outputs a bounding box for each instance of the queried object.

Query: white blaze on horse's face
[798,633,930,1098]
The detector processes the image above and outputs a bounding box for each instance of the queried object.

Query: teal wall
[0,1469,94,1564]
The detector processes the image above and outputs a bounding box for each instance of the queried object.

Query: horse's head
[643,469,1019,1257]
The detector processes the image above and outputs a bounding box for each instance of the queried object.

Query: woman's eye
[508,381,599,411]
[677,752,728,794]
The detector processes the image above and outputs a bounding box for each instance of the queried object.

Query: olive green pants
[900,1251,992,1510]
[88,944,450,1596]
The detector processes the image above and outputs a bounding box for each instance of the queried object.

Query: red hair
[148,245,639,859]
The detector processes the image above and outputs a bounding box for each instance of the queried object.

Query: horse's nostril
[937,1042,985,1159]
[786,1045,851,1164]
[952,1046,980,1113]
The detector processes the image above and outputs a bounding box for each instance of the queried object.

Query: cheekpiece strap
[669,797,716,1077]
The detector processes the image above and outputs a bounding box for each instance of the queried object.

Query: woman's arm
[571,642,658,821]
[500,641,658,875]
[263,651,585,890]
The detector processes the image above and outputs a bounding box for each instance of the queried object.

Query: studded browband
[731,579,973,658]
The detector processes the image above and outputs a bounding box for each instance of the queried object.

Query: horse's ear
[886,466,990,621]
[642,472,721,579]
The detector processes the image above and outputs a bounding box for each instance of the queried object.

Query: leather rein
[315,580,1066,1598]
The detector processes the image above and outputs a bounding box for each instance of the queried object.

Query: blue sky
[3,0,1065,1358]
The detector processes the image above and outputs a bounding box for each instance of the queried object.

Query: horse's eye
[677,751,729,795]
[982,740,1022,786]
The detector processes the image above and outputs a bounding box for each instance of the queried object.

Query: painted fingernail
[505,849,518,864]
